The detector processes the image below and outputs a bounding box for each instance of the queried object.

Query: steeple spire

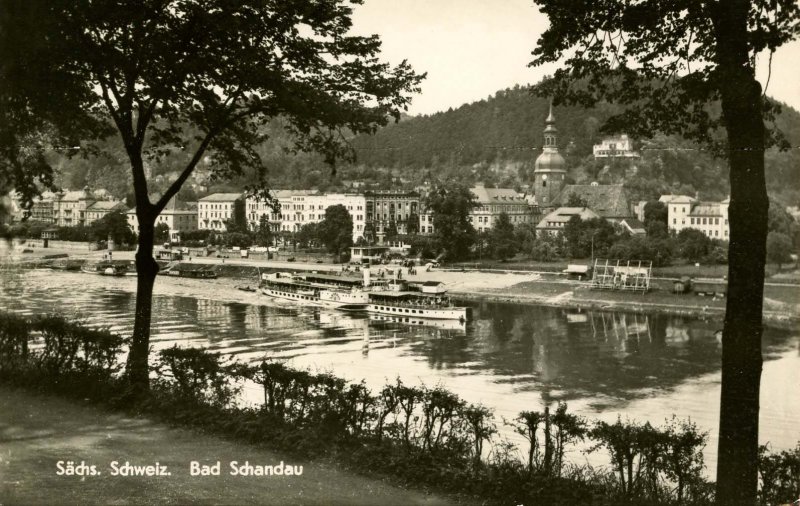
[546,101,555,124]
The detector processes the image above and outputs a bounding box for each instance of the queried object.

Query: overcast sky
[351,0,800,116]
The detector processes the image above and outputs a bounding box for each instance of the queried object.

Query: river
[1,268,798,474]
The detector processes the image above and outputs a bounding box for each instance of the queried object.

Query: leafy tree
[319,205,353,261]
[90,210,136,246]
[153,223,170,244]
[530,1,800,499]
[646,221,669,239]
[254,214,272,248]
[766,232,792,269]
[223,232,251,249]
[677,229,712,263]
[490,212,517,260]
[643,201,668,227]
[426,182,477,261]
[1,0,422,392]
[514,222,538,257]
[0,1,108,209]
[384,220,398,242]
[296,222,321,249]
[224,198,248,234]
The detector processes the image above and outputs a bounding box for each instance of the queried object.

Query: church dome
[534,151,566,172]
[534,103,566,173]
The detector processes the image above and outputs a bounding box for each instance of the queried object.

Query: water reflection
[1,268,797,463]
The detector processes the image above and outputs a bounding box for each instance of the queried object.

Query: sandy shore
[4,244,799,327]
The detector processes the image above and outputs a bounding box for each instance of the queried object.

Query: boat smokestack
[363,267,371,287]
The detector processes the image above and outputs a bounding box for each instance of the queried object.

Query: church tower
[533,103,566,208]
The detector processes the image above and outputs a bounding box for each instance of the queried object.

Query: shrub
[759,443,800,506]
[154,346,239,407]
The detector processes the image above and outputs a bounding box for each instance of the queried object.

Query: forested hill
[347,84,800,204]
[54,84,800,206]
[351,85,615,168]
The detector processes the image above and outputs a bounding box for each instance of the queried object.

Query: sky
[350,0,800,117]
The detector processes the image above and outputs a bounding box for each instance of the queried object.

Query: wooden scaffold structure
[590,258,652,293]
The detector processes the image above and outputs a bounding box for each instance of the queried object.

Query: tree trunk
[126,214,160,394]
[713,3,767,504]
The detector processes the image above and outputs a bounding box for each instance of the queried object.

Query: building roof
[271,190,319,199]
[659,194,696,204]
[619,218,647,234]
[55,189,93,202]
[689,203,723,217]
[87,201,126,211]
[536,207,600,228]
[199,193,243,202]
[470,186,525,204]
[556,184,632,218]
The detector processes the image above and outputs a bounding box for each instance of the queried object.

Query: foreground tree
[1,0,422,393]
[530,1,799,502]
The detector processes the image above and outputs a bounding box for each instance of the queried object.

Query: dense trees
[254,215,272,248]
[563,217,617,259]
[489,213,517,260]
[425,183,477,261]
[766,232,793,269]
[90,210,136,246]
[530,0,800,502]
[318,205,353,261]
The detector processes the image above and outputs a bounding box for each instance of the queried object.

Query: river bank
[4,244,799,329]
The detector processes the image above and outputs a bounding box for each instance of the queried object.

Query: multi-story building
[468,184,535,233]
[198,193,243,231]
[29,192,56,223]
[662,194,730,240]
[127,197,197,235]
[592,134,639,159]
[85,201,128,226]
[364,190,419,243]
[245,190,366,242]
[52,187,95,227]
[660,195,696,233]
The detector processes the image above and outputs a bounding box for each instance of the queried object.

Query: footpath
[0,387,458,506]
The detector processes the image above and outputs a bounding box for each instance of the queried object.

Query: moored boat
[81,261,136,276]
[261,269,468,321]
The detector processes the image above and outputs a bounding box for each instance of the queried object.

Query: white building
[662,194,730,240]
[592,134,639,159]
[127,197,197,235]
[245,190,366,242]
[198,193,243,231]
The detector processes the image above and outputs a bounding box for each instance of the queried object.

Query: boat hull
[261,286,320,304]
[366,303,467,321]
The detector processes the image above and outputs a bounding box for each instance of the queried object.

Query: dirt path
[0,387,460,506]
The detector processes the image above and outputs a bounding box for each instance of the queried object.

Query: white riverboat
[260,272,321,304]
[261,269,468,321]
[260,271,375,308]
